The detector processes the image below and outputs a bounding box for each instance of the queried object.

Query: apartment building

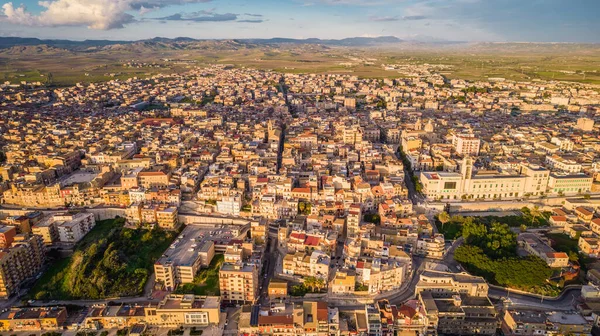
[347,204,362,236]
[0,226,17,248]
[282,250,330,280]
[420,291,498,336]
[156,206,179,229]
[155,232,215,290]
[401,136,422,152]
[0,234,46,298]
[54,212,96,244]
[415,270,489,298]
[127,203,179,229]
[219,263,259,304]
[545,155,582,173]
[452,134,480,156]
[32,217,59,245]
[415,234,445,259]
[216,196,242,216]
[137,171,171,189]
[416,271,497,335]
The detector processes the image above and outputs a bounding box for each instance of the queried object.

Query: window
[444,182,457,190]
[185,312,209,325]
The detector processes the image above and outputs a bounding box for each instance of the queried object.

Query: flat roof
[157,225,213,267]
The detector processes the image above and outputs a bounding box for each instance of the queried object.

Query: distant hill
[0,36,405,51]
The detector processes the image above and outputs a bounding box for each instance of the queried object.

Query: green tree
[438,211,450,230]
[530,206,542,226]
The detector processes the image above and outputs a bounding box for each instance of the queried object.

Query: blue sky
[0,0,598,42]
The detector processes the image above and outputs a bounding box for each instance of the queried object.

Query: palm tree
[438,211,450,230]
[304,276,316,292]
[315,278,325,292]
[530,206,541,225]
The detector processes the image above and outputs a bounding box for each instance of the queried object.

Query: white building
[547,173,593,195]
[545,155,582,173]
[452,134,480,156]
[216,196,242,216]
[420,158,556,201]
[54,212,96,244]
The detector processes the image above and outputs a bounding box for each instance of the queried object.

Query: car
[27,300,35,304]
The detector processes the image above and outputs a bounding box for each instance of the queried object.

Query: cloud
[402,15,427,20]
[369,15,398,22]
[156,12,238,22]
[1,0,214,30]
[237,19,264,23]
[244,13,263,17]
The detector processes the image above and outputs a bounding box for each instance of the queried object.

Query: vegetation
[363,214,381,225]
[303,276,326,292]
[455,245,555,294]
[290,283,309,296]
[41,333,62,336]
[355,284,369,292]
[290,277,326,296]
[298,201,312,215]
[437,211,451,231]
[438,207,549,240]
[453,219,556,295]
[174,254,224,296]
[190,327,203,336]
[30,218,178,300]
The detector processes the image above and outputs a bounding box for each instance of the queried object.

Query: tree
[438,211,450,230]
[530,206,541,226]
[314,278,325,291]
[303,277,317,292]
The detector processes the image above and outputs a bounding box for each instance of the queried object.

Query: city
[0,1,599,335]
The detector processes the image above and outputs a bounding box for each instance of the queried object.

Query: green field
[173,254,224,296]
[2,42,599,86]
[29,218,178,300]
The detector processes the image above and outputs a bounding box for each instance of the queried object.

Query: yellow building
[0,307,67,331]
[143,295,221,327]
[156,206,179,230]
[331,270,355,294]
[268,280,288,299]
[219,263,259,304]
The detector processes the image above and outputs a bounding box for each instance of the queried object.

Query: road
[488,286,581,311]
[393,147,424,205]
[259,237,278,306]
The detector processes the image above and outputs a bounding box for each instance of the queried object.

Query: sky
[0,0,598,42]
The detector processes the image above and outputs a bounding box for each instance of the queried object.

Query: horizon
[2,35,600,45]
[0,0,599,43]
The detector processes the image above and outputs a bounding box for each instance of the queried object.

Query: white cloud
[1,0,213,30]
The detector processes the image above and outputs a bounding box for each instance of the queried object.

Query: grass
[173,254,224,296]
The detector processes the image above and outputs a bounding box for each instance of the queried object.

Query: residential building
[219,263,259,304]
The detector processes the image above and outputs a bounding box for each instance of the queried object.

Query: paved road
[259,237,278,306]
[488,286,581,311]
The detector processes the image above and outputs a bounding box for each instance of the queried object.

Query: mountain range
[0,36,412,50]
